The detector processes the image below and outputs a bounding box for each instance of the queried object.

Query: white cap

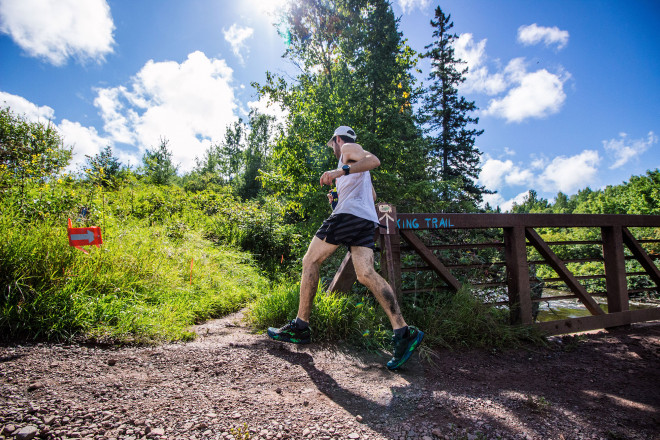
[327,126,356,146]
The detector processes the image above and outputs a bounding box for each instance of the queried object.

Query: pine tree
[421,6,486,207]
[142,138,178,185]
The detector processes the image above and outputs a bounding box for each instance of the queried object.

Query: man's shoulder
[340,142,364,155]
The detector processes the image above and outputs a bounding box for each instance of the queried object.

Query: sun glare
[246,0,290,18]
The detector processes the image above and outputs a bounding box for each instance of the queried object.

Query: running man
[267,126,424,370]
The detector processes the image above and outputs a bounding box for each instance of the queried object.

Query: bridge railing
[328,203,660,335]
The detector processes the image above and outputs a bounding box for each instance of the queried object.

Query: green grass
[247,282,545,351]
[0,207,267,343]
[1,177,545,350]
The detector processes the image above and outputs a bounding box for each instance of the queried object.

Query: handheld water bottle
[331,186,338,210]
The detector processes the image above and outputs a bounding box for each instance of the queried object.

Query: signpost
[67,218,102,253]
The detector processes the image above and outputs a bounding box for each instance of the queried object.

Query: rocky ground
[1,311,659,440]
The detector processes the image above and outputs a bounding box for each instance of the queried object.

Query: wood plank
[536,307,660,335]
[504,227,533,325]
[527,240,602,246]
[622,227,660,287]
[400,230,462,291]
[400,242,505,250]
[327,251,356,293]
[601,226,629,313]
[396,213,660,229]
[382,233,398,296]
[377,204,402,296]
[525,227,605,316]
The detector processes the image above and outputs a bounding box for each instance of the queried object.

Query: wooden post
[503,226,533,325]
[327,251,357,293]
[601,226,629,315]
[377,203,401,297]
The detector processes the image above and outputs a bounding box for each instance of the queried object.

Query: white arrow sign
[70,230,95,243]
[379,213,394,234]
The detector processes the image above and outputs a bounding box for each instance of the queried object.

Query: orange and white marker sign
[67,218,102,253]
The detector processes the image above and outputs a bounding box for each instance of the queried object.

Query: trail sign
[67,218,102,253]
[377,203,397,235]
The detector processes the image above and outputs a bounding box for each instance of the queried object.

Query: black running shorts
[315,213,378,249]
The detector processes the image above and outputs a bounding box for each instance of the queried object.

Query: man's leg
[297,236,339,321]
[350,246,407,329]
[351,245,424,370]
[268,236,338,344]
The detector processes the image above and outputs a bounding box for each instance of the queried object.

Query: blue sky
[1,0,658,211]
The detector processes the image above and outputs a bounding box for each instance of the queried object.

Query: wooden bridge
[329,203,660,335]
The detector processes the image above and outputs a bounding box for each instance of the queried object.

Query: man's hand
[320,169,344,186]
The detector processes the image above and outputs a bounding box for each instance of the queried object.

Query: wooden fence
[329,203,660,335]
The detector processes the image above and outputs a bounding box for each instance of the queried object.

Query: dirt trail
[1,312,659,440]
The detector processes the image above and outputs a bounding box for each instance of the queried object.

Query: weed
[525,394,552,413]
[247,282,546,351]
[560,334,587,352]
[230,422,250,440]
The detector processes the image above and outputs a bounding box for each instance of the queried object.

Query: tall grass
[0,205,267,343]
[247,282,545,350]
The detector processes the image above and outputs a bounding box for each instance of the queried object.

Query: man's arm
[320,143,381,186]
[340,143,381,172]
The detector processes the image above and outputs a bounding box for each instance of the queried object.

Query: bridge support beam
[601,226,629,315]
[504,226,533,325]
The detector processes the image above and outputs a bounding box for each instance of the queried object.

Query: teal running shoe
[387,326,424,370]
[267,320,311,344]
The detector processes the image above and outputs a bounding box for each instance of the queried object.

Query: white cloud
[483,59,569,123]
[0,90,54,121]
[517,23,569,50]
[223,24,254,65]
[95,51,238,172]
[58,120,110,171]
[0,0,114,66]
[603,131,657,169]
[479,156,535,190]
[454,34,507,95]
[248,96,289,127]
[479,157,514,189]
[397,0,430,14]
[530,156,547,170]
[505,168,535,186]
[454,33,486,71]
[93,87,136,144]
[538,150,601,193]
[454,32,570,123]
[479,149,603,210]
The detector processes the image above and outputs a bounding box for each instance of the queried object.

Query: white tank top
[333,157,379,224]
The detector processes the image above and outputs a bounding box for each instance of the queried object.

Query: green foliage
[255,0,437,228]
[247,283,545,350]
[511,190,551,213]
[0,106,71,180]
[141,138,179,185]
[84,145,125,188]
[203,194,303,278]
[0,106,72,206]
[184,111,278,199]
[0,204,267,342]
